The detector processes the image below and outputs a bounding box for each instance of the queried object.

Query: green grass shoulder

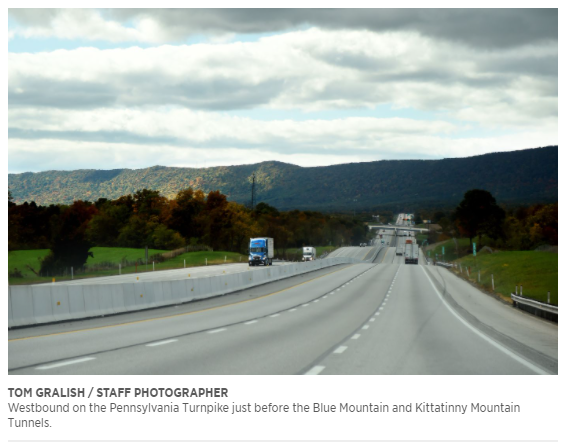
[454,250,558,305]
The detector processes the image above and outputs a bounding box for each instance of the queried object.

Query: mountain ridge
[8,146,557,211]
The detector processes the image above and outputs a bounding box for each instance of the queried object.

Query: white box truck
[249,237,274,266]
[302,246,316,261]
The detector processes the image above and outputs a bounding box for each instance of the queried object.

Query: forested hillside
[9,146,557,211]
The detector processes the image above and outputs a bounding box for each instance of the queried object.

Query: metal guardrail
[511,293,558,315]
[436,262,453,268]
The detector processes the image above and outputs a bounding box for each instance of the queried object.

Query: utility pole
[251,173,256,210]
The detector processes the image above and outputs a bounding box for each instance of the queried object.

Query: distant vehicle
[396,243,404,256]
[302,246,316,261]
[359,243,366,247]
[404,240,419,265]
[381,239,385,245]
[249,237,274,266]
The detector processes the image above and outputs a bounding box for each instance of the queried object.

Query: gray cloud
[9,79,117,109]
[9,8,60,26]
[109,8,557,48]
[10,8,557,49]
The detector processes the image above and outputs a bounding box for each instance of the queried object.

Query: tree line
[8,189,368,274]
[414,189,558,252]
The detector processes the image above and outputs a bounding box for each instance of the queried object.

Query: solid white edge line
[305,365,325,375]
[36,357,95,370]
[146,339,178,347]
[420,266,548,375]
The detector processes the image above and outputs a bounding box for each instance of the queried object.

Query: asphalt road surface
[9,229,557,375]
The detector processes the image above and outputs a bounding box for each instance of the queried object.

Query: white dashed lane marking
[244,320,258,325]
[334,346,348,354]
[146,339,177,347]
[305,366,325,375]
[208,328,226,334]
[36,357,95,370]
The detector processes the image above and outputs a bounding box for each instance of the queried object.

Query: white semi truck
[302,246,316,261]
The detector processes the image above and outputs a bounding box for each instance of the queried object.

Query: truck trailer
[248,237,274,266]
[404,239,419,264]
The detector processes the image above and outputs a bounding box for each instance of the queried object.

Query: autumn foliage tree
[11,187,372,274]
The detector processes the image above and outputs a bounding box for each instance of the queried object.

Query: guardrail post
[478,270,480,282]
[491,275,494,291]
[184,259,186,268]
[153,261,155,271]
[119,264,121,275]
[71,267,74,280]
[520,285,523,296]
[515,285,518,295]
[547,291,550,304]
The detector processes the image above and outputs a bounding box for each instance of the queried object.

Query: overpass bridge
[368,224,427,233]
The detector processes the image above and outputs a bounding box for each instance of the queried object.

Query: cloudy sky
[7,8,558,173]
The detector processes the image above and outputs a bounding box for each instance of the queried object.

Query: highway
[8,219,557,375]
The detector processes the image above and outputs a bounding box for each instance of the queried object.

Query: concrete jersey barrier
[8,256,360,328]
